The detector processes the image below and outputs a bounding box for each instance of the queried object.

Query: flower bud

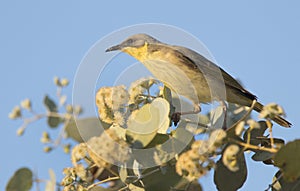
[20,99,31,110]
[53,76,61,86]
[8,106,22,119]
[61,78,69,87]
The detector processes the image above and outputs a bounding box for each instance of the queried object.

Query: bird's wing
[170,45,256,100]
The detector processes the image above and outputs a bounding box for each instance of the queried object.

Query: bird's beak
[105,44,122,52]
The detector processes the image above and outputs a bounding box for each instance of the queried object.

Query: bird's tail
[254,102,292,128]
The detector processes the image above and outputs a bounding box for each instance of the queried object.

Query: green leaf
[126,130,157,149]
[126,98,170,148]
[274,140,300,182]
[172,122,194,148]
[243,121,268,146]
[110,124,126,140]
[251,150,274,162]
[90,186,118,191]
[44,95,60,128]
[43,95,57,112]
[146,133,170,148]
[119,165,128,183]
[128,184,145,191]
[130,134,170,167]
[132,160,143,178]
[140,165,183,191]
[210,106,225,129]
[162,86,172,103]
[185,181,203,191]
[65,117,110,142]
[272,171,300,191]
[174,180,203,191]
[142,123,193,166]
[214,150,247,191]
[226,103,250,127]
[45,168,56,191]
[154,99,171,134]
[47,116,61,128]
[258,137,285,148]
[6,167,33,191]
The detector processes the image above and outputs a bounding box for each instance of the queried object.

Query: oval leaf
[141,164,182,191]
[272,170,300,191]
[128,184,145,191]
[210,106,225,129]
[119,165,128,183]
[214,152,247,191]
[186,181,203,191]
[152,98,170,134]
[243,121,268,146]
[126,98,169,148]
[274,140,300,182]
[65,117,110,142]
[251,150,274,162]
[45,168,56,191]
[43,95,57,112]
[47,116,61,128]
[6,167,33,191]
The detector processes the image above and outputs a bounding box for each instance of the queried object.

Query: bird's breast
[124,44,214,103]
[142,57,212,104]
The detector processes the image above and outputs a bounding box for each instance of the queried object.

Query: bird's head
[106,33,160,59]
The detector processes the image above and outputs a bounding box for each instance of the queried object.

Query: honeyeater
[106,33,291,127]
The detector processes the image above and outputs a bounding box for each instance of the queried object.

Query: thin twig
[229,138,278,153]
[246,128,251,147]
[20,113,46,132]
[118,184,129,191]
[184,181,193,191]
[140,94,157,99]
[266,120,274,149]
[53,114,72,147]
[56,86,62,98]
[48,111,70,118]
[118,167,161,191]
[131,168,161,185]
[22,111,69,129]
[182,118,209,128]
[264,171,283,191]
[33,169,40,191]
[87,176,120,190]
[230,99,257,129]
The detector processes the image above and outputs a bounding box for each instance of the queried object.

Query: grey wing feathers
[171,45,257,100]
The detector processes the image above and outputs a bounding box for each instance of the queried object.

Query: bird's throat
[122,43,149,62]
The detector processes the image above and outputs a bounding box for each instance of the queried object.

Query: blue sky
[1,1,300,190]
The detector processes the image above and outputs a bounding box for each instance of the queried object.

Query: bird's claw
[171,112,181,126]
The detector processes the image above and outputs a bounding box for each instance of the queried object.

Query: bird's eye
[127,39,134,44]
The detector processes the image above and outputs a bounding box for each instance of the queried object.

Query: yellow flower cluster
[62,129,130,189]
[71,143,88,166]
[95,78,160,127]
[128,77,158,104]
[176,129,226,181]
[95,85,129,126]
[259,103,286,119]
[61,165,91,191]
[176,140,212,181]
[87,128,129,168]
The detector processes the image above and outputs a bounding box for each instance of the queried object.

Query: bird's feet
[171,112,181,126]
[171,105,201,126]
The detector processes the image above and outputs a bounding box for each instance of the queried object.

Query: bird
[105,33,291,128]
